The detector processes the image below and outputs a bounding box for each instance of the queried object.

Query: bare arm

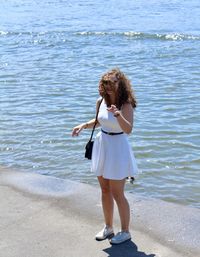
[107,103,133,134]
[71,99,101,137]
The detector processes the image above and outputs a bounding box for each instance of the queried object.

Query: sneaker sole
[95,233,115,241]
[110,237,131,245]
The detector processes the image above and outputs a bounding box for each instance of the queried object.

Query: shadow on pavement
[103,240,156,257]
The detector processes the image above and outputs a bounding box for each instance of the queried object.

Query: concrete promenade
[0,168,199,257]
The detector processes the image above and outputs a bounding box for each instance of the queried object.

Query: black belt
[101,129,123,136]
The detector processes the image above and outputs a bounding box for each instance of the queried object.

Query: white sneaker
[95,226,114,241]
[110,231,131,245]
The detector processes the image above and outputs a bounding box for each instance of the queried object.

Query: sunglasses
[102,79,117,86]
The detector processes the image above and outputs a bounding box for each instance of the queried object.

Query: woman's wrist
[114,111,121,117]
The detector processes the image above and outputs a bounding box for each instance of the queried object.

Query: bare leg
[110,179,130,231]
[98,176,114,228]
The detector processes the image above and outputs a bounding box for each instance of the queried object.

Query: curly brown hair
[99,68,137,110]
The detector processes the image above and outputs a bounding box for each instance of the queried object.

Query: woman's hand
[107,103,133,134]
[107,105,121,116]
[72,124,86,137]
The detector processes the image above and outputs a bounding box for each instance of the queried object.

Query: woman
[72,68,138,245]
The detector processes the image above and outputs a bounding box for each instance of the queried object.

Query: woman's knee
[111,190,125,202]
[101,185,111,195]
[109,179,126,201]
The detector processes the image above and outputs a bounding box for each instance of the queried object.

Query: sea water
[0,0,200,208]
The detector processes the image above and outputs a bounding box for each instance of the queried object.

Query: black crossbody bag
[85,98,103,160]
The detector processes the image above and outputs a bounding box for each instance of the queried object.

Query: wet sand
[0,168,199,257]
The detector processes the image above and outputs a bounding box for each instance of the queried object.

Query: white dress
[91,99,138,180]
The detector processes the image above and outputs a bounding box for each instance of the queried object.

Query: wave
[74,31,200,41]
[0,31,46,36]
[1,30,200,41]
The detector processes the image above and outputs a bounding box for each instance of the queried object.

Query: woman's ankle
[121,229,129,233]
[105,224,113,229]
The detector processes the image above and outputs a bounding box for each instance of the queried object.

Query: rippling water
[0,0,200,208]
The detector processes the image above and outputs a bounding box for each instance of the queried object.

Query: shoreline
[0,167,200,257]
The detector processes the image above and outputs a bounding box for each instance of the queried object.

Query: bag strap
[89,98,103,141]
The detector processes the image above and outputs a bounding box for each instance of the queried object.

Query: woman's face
[98,75,118,96]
